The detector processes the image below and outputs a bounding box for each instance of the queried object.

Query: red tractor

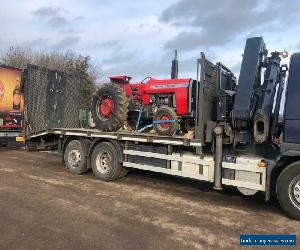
[91,52,234,135]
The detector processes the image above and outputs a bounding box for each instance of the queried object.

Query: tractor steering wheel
[140,76,151,84]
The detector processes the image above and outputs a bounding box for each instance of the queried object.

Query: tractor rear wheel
[91,83,129,131]
[153,106,178,136]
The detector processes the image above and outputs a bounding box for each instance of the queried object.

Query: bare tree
[1,46,34,70]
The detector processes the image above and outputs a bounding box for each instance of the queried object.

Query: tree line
[0,46,99,109]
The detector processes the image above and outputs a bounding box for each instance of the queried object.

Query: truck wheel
[153,106,178,136]
[277,161,300,220]
[91,83,129,131]
[91,142,122,181]
[64,140,88,175]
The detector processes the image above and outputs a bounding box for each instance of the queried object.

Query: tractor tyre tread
[91,83,129,131]
[153,106,178,136]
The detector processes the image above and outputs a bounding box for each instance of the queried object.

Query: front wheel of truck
[277,161,300,220]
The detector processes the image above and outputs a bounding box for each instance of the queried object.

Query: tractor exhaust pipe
[171,50,178,79]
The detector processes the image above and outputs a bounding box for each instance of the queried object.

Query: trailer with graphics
[24,37,300,220]
[0,65,24,145]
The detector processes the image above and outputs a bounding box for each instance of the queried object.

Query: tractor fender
[87,138,124,163]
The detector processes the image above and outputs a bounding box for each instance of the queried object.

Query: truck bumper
[0,131,24,145]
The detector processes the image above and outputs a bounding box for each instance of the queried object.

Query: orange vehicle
[0,65,24,145]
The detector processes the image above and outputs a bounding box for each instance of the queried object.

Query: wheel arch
[87,138,124,163]
[61,136,92,160]
[267,155,300,201]
[61,136,76,153]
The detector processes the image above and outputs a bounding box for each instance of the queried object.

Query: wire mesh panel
[24,65,81,135]
[24,65,48,134]
[46,71,66,128]
[63,74,81,128]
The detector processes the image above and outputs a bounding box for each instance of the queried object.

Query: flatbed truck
[24,37,300,220]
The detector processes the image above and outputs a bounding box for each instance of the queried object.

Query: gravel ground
[0,147,299,249]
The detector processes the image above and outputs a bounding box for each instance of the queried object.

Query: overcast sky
[1,0,300,80]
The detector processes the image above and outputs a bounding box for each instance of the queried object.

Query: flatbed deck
[26,127,266,192]
[27,128,202,147]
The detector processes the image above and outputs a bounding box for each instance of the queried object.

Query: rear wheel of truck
[64,140,88,175]
[277,161,300,220]
[153,106,178,136]
[91,83,129,131]
[91,142,123,181]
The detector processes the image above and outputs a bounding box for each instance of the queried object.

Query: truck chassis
[28,128,267,200]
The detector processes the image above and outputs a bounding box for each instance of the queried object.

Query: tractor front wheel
[91,83,129,131]
[153,106,178,136]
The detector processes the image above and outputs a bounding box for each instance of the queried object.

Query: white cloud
[0,0,300,80]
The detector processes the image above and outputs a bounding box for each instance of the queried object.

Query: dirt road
[0,147,299,249]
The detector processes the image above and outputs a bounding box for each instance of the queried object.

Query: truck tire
[91,83,129,131]
[91,142,123,181]
[277,161,300,220]
[153,106,178,136]
[64,140,88,175]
